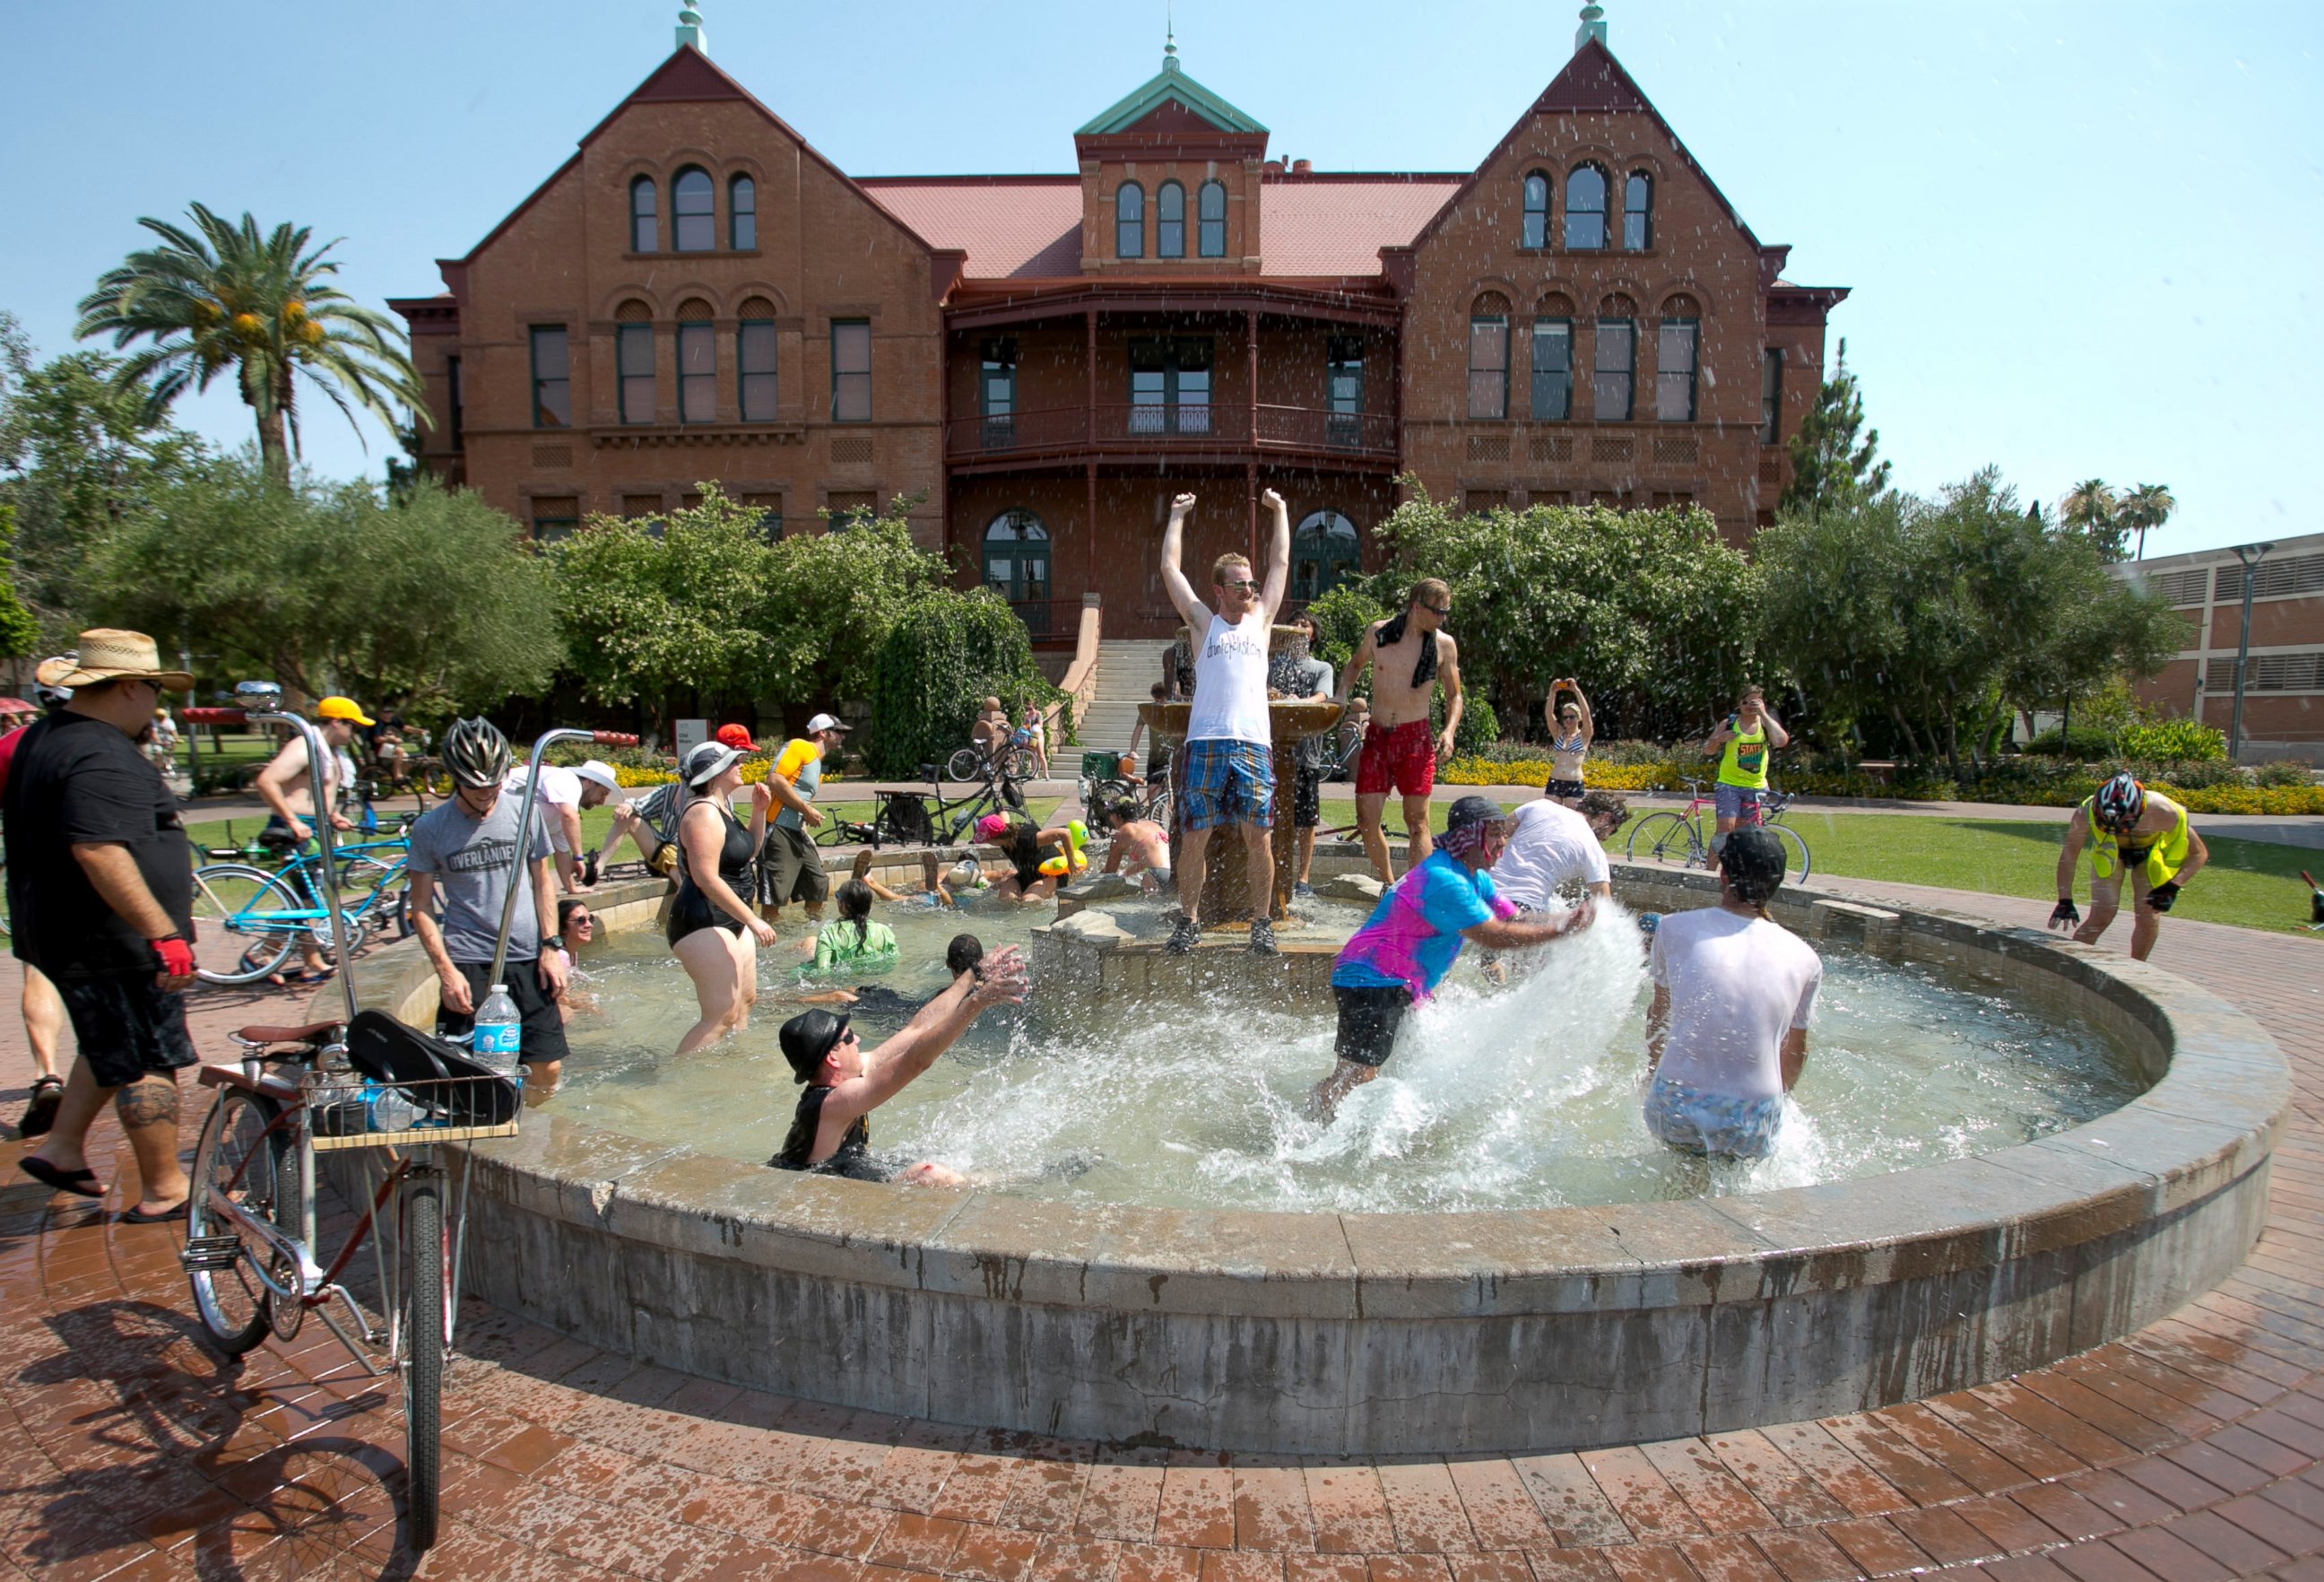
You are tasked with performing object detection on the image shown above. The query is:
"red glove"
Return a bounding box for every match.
[152,934,196,979]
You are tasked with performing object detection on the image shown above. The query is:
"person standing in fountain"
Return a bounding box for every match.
[1269,611,1335,899]
[1159,488,1291,955]
[771,944,1029,1184]
[1337,579,1464,883]
[1643,828,1821,1161]
[1315,795,1596,1117]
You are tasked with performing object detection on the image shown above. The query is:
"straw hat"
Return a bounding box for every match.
[36,630,193,691]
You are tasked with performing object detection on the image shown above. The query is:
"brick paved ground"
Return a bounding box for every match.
[2,883,2320,1579]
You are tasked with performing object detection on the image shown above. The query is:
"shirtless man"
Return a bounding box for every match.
[1098,795,1173,894]
[1160,488,1292,952]
[1336,579,1463,882]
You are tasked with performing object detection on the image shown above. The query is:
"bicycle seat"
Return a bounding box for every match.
[235,1020,343,1047]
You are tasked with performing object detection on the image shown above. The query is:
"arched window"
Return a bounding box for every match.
[629,176,657,253]
[1522,171,1551,249]
[736,295,777,422]
[1116,182,1145,259]
[676,299,715,423]
[1198,179,1227,256]
[1623,171,1652,251]
[1468,291,1511,420]
[1156,181,1186,257]
[1292,511,1360,601]
[983,509,1053,634]
[1565,163,1608,250]
[672,167,715,252]
[730,174,757,249]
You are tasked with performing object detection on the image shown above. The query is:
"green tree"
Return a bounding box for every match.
[78,452,556,710]
[1357,480,1760,742]
[0,314,200,638]
[2115,482,2176,562]
[75,203,426,482]
[0,508,45,660]
[763,494,951,722]
[1779,337,1890,517]
[866,587,1062,778]
[1305,584,1387,675]
[2060,477,2125,562]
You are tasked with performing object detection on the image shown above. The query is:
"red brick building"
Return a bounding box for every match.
[2119,533,2324,760]
[393,9,1847,639]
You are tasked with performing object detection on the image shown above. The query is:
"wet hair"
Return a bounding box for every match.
[1211,552,1252,585]
[556,899,591,934]
[1149,682,1167,700]
[946,934,985,978]
[1409,577,1452,612]
[1721,828,1788,913]
[835,878,874,945]
[1576,791,1630,831]
[1107,796,1141,829]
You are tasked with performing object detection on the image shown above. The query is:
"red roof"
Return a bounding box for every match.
[858,173,1462,282]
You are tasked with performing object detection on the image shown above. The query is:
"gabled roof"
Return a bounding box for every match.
[856,172,1462,282]
[1400,38,1765,259]
[441,46,940,277]
[1076,46,1267,136]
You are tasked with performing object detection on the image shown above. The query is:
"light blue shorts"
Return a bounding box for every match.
[1713,783,1767,822]
[1643,1074,1784,1160]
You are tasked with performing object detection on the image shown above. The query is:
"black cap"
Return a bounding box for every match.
[1721,828,1789,898]
[1444,795,1504,835]
[778,1009,851,1083]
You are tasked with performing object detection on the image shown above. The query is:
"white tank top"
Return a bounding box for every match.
[1184,611,1272,743]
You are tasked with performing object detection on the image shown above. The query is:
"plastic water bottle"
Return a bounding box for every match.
[363,1079,417,1134]
[473,983,523,1081]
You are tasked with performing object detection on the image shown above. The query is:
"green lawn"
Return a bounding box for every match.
[1312,793,2322,939]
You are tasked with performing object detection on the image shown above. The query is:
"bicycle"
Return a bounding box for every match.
[1076,750,1173,831]
[943,741,1036,786]
[1623,778,1811,884]
[187,830,415,987]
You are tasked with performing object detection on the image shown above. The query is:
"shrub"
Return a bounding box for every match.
[2255,759,2317,788]
[2023,726,2119,761]
[865,587,1063,778]
[2119,717,2227,762]
[1306,584,1388,678]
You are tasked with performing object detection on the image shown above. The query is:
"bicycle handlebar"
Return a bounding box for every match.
[591,732,638,747]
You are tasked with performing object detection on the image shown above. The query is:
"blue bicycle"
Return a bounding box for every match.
[188,830,415,987]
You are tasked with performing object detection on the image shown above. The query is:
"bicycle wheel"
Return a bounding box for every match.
[187,864,308,986]
[337,856,406,944]
[1006,746,1039,783]
[1145,786,1173,831]
[1626,811,1707,869]
[1765,821,1812,885]
[185,1090,281,1354]
[402,1179,446,1552]
[943,749,983,783]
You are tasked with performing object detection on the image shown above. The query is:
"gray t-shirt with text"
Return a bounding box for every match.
[405,793,553,964]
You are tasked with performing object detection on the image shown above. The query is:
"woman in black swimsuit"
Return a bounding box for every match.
[669,740,776,1056]
[973,812,1073,902]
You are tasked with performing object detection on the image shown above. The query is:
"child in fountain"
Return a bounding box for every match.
[770,943,1028,1184]
[1642,828,1821,1161]
[806,880,899,978]
[1316,795,1597,1117]
[1097,796,1171,893]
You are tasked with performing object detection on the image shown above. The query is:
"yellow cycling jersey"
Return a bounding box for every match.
[2083,792,2189,888]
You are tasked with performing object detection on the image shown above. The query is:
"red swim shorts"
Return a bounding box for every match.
[1357,717,1437,798]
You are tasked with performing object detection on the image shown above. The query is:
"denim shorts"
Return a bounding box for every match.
[1643,1074,1785,1160]
[1713,783,1767,822]
[1180,739,1275,832]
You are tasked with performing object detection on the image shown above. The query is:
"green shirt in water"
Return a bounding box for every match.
[809,917,898,976]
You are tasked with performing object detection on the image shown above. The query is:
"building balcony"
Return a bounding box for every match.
[944,403,1398,472]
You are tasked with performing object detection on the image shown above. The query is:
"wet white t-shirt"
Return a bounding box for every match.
[1184,610,1271,744]
[1648,906,1822,1102]
[1489,798,1609,909]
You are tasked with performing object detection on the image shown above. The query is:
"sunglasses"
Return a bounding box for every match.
[1421,604,1452,617]
[1218,578,1259,592]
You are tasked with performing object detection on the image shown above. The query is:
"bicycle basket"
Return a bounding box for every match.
[345,1009,520,1129]
[874,789,932,846]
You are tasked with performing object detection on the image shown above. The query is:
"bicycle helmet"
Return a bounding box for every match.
[442,717,513,789]
[2093,771,2146,835]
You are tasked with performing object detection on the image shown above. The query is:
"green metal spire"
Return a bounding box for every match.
[676,0,706,53]
[1078,38,1267,135]
[1575,2,1608,53]
[1164,2,1178,73]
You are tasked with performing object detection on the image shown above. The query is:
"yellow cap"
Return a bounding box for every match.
[317,696,375,727]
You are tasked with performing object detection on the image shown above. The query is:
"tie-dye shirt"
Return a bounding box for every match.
[1330,850,1517,999]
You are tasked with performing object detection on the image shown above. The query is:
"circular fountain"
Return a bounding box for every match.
[343,840,2291,1456]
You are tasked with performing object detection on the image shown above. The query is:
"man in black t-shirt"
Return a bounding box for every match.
[5,630,199,1221]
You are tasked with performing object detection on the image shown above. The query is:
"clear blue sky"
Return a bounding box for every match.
[4,1,2316,557]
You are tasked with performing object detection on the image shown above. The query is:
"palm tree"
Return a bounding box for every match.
[2060,478,2123,561]
[75,203,427,482]
[2116,482,2176,561]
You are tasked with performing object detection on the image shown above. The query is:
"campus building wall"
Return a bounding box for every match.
[2117,532,2324,759]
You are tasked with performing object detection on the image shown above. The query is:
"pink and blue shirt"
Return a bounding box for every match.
[1331,850,1518,999]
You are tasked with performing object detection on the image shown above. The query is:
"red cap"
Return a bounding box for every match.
[715,724,756,751]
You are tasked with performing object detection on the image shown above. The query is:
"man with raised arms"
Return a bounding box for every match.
[1158,488,1291,954]
[1336,578,1463,883]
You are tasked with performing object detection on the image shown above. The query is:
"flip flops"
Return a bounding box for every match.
[19,1075,63,1139]
[120,1200,187,1224]
[266,966,337,989]
[17,1157,103,1198]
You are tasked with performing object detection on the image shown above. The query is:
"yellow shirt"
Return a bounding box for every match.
[1716,722,1771,790]
[770,739,822,832]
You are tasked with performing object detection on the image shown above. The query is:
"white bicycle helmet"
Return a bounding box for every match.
[2093,771,2146,834]
[442,717,512,789]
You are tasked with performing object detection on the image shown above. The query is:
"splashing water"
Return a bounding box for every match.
[554,893,2141,1212]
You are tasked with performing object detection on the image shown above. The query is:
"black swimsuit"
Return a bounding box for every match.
[770,1085,888,1180]
[666,799,756,946]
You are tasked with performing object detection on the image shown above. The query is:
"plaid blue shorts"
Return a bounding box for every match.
[1643,1074,1785,1160]
[1179,738,1275,832]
